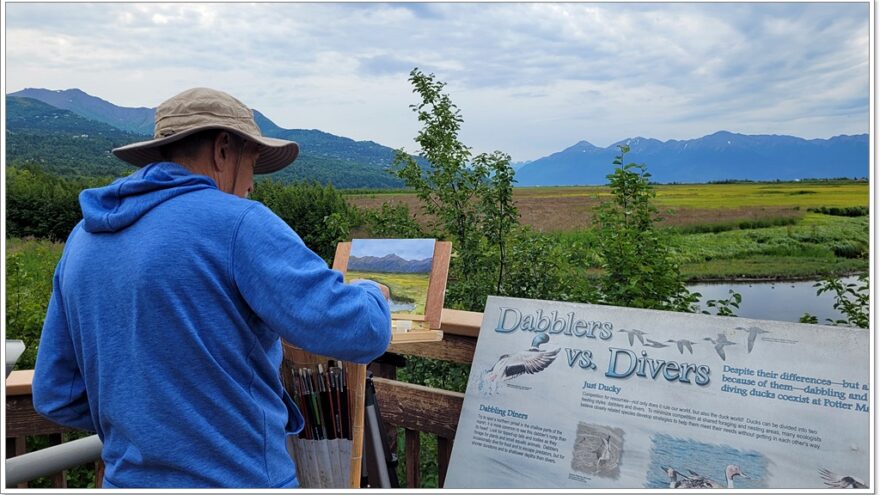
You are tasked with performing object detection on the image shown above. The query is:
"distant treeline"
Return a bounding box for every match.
[6,166,113,241]
[706,178,867,185]
[5,164,374,264]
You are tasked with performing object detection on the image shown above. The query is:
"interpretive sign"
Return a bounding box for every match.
[445,296,870,489]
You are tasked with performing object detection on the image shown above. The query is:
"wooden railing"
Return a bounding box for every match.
[5,370,105,488]
[370,308,480,487]
[4,308,483,488]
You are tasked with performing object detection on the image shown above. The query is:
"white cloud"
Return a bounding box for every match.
[4,2,869,161]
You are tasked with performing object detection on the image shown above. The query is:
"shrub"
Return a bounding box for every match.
[5,239,64,369]
[831,240,868,259]
[6,166,111,241]
[807,206,869,217]
[361,202,426,238]
[815,274,869,328]
[250,180,357,263]
[674,216,797,235]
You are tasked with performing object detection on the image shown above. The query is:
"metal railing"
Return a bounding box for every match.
[6,436,102,488]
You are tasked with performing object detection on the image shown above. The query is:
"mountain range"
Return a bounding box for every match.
[6,88,870,186]
[7,88,420,187]
[347,254,432,273]
[514,133,869,185]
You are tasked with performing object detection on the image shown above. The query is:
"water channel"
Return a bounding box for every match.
[688,276,862,325]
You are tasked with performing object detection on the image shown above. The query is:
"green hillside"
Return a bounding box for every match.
[7,92,413,188]
[6,96,137,178]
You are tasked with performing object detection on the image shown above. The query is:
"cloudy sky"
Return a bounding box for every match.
[4,3,870,162]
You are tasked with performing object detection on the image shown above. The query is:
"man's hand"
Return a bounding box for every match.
[351,279,391,301]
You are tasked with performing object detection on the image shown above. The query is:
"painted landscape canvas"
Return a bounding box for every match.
[345,239,436,318]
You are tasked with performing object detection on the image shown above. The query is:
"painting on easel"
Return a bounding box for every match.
[346,238,435,319]
[333,239,451,343]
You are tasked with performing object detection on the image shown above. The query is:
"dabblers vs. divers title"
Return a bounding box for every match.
[493,306,712,387]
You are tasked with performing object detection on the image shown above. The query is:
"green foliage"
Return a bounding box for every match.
[799,313,819,324]
[392,68,519,312]
[250,180,357,263]
[395,429,440,488]
[807,206,869,217]
[262,154,406,189]
[674,216,798,234]
[498,228,598,303]
[25,431,98,488]
[701,289,742,317]
[665,213,868,280]
[814,273,869,328]
[361,202,426,238]
[6,166,112,241]
[6,239,64,369]
[594,146,695,311]
[830,240,868,259]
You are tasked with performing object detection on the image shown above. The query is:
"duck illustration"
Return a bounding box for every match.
[734,326,770,353]
[818,468,867,488]
[478,334,560,395]
[704,333,736,361]
[618,328,647,346]
[684,464,749,488]
[662,466,702,489]
[643,338,669,348]
[666,339,697,354]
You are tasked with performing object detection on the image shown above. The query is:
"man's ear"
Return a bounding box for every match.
[212,131,232,171]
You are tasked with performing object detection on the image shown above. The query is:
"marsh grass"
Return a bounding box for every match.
[346,181,867,233]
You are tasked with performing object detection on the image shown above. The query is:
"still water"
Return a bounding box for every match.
[688,276,861,325]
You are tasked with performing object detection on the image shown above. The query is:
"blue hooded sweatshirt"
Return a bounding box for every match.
[32,162,392,488]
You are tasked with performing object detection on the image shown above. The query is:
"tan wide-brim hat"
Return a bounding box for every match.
[112,87,299,175]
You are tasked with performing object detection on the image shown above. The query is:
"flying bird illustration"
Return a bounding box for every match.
[478,334,560,395]
[818,468,867,489]
[704,334,736,361]
[735,326,770,353]
[643,338,669,348]
[618,328,647,346]
[666,339,697,354]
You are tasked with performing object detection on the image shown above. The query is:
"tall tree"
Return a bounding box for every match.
[393,68,518,310]
[594,145,696,311]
